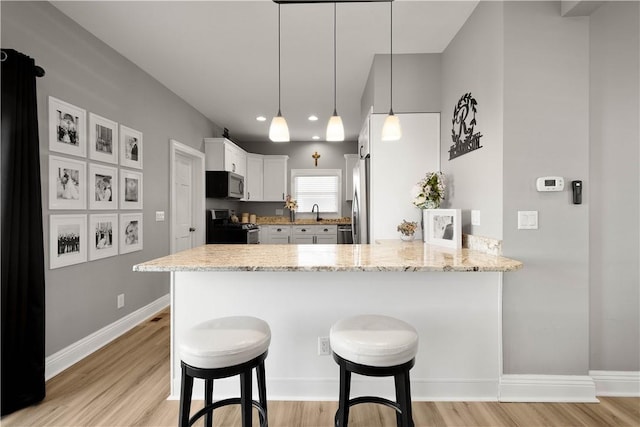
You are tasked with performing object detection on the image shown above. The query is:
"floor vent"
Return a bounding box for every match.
[150,317,162,322]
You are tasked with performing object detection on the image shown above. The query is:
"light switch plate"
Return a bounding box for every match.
[155,211,165,222]
[518,211,538,230]
[471,210,481,226]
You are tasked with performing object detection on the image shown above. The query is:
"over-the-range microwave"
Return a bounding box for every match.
[206,171,244,199]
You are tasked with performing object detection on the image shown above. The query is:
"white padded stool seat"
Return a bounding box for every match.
[179,316,271,370]
[330,314,418,367]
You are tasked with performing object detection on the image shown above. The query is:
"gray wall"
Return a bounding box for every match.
[589,1,640,371]
[2,1,219,356]
[361,53,441,117]
[439,0,639,375]
[502,1,590,375]
[440,1,504,239]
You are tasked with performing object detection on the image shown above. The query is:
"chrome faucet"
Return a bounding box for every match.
[311,204,320,222]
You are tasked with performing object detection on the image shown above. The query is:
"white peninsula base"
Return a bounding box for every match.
[169,270,503,401]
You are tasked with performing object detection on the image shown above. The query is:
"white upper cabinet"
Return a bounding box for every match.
[246,153,264,201]
[204,138,247,177]
[263,155,288,202]
[344,154,359,201]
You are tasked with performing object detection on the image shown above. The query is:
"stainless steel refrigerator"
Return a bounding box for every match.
[351,156,370,244]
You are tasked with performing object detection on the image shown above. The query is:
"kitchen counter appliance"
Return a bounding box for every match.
[207,209,259,244]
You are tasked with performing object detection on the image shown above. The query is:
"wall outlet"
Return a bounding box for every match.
[471,210,481,226]
[275,209,283,216]
[117,293,125,309]
[317,336,330,356]
[155,211,165,221]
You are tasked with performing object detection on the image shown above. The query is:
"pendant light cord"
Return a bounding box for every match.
[333,2,337,114]
[278,3,282,114]
[389,0,393,114]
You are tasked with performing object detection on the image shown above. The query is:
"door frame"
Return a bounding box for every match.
[170,139,205,254]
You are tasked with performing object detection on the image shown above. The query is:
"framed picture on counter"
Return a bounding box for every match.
[423,208,462,249]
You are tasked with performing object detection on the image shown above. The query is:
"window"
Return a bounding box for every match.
[291,169,342,215]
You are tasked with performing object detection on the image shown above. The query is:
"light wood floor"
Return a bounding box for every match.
[3,308,639,427]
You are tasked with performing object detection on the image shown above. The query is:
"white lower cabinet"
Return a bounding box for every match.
[262,224,338,244]
[265,225,291,244]
[292,225,337,244]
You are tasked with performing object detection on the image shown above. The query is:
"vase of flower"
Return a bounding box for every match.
[411,171,446,210]
[397,220,417,242]
[284,195,297,223]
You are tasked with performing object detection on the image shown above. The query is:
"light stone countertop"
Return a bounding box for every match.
[133,240,522,273]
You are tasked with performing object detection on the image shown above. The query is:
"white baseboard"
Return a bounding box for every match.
[590,370,640,397]
[45,294,170,380]
[499,374,598,402]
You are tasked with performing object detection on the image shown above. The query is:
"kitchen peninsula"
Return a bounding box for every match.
[134,242,522,401]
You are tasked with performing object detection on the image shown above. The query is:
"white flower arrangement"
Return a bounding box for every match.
[284,195,297,211]
[411,171,446,209]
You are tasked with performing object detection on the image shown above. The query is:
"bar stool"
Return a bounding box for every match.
[329,314,419,427]
[178,316,271,427]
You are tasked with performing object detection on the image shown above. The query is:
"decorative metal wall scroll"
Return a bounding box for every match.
[449,92,483,160]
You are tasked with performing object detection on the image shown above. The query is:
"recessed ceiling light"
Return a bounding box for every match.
[256,116,267,122]
[312,135,320,140]
[308,115,318,121]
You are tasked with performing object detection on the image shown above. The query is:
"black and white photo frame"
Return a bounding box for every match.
[50,214,87,269]
[423,208,462,249]
[49,96,86,158]
[49,155,87,210]
[89,163,118,210]
[119,169,143,209]
[89,213,118,261]
[119,125,143,169]
[89,113,118,164]
[119,213,143,254]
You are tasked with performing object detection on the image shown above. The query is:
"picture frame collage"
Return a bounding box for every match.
[48,96,144,269]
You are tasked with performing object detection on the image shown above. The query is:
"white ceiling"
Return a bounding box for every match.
[52,0,478,142]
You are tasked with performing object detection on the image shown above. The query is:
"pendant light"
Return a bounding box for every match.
[381,0,401,141]
[269,3,290,142]
[326,2,345,142]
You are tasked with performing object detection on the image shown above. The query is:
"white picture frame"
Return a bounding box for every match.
[89,213,119,261]
[88,163,118,210]
[423,208,462,249]
[50,214,87,269]
[89,113,118,164]
[119,213,143,254]
[119,125,143,169]
[49,155,87,210]
[49,96,86,157]
[119,169,143,209]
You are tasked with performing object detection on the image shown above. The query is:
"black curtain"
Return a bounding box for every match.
[1,49,46,416]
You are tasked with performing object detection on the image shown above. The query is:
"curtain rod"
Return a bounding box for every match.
[0,49,46,77]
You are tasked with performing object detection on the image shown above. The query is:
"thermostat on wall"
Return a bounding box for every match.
[536,176,564,192]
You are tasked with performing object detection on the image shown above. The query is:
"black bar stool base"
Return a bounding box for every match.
[333,352,415,427]
[179,351,268,427]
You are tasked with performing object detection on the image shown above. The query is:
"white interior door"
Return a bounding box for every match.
[175,153,194,252]
[170,139,205,254]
